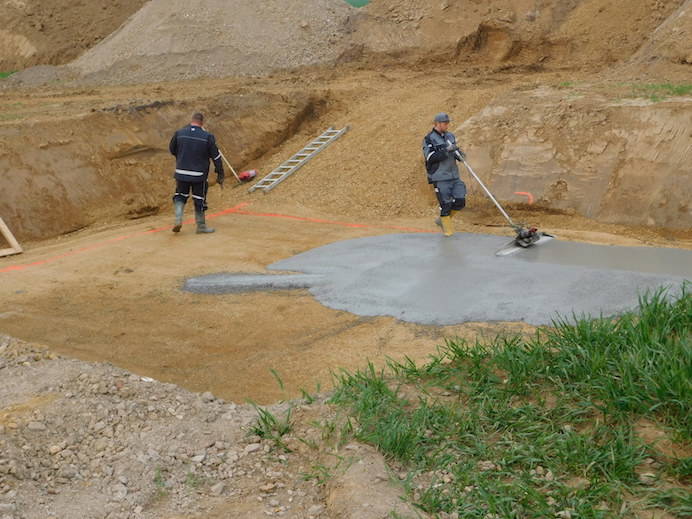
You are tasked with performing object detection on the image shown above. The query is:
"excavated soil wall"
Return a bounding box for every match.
[457,89,692,230]
[0,92,324,241]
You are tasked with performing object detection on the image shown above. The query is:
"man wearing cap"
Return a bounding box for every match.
[422,112,467,236]
[169,112,225,234]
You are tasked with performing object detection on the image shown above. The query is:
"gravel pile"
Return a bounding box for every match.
[68,0,356,84]
[0,336,332,519]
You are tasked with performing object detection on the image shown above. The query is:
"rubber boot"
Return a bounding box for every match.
[440,215,454,237]
[195,211,215,234]
[172,201,185,233]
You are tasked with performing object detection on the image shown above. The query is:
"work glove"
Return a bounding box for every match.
[456,149,467,160]
[445,141,459,153]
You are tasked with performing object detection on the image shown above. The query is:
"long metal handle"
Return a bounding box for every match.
[461,158,517,229]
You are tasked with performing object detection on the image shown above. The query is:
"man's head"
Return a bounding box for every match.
[433,112,450,133]
[191,112,204,127]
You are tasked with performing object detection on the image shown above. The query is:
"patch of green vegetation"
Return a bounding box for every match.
[330,286,691,518]
[0,71,16,80]
[249,403,293,452]
[631,83,692,102]
[153,466,169,497]
[301,463,333,485]
[344,0,370,6]
[184,471,205,489]
[558,81,575,88]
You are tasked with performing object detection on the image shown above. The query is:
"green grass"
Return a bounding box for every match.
[329,286,691,518]
[0,71,16,79]
[630,83,692,102]
[249,403,293,451]
[344,0,370,6]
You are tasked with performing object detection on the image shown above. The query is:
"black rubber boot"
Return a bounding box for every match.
[195,211,215,234]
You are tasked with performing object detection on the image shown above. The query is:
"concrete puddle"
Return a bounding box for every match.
[184,233,691,326]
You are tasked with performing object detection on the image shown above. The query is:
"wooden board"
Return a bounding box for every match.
[0,217,22,258]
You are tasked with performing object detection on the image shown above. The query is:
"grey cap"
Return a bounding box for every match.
[434,112,451,123]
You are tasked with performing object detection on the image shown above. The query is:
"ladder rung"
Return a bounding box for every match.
[248,126,349,194]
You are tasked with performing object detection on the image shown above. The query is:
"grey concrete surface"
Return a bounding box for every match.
[184,233,691,326]
[184,273,325,293]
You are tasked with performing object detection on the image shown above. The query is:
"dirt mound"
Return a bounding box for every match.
[0,0,147,71]
[68,0,355,84]
[352,0,686,69]
[628,0,692,72]
[5,0,687,88]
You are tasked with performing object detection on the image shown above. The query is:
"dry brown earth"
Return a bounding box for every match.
[0,1,691,517]
[0,0,147,71]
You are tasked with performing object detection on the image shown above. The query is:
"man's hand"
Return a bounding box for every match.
[217,173,225,189]
[445,141,459,153]
[456,149,467,160]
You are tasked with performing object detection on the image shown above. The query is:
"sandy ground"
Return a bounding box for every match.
[1,186,689,405]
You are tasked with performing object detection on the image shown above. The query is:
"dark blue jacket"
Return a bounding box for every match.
[169,125,224,183]
[422,129,461,184]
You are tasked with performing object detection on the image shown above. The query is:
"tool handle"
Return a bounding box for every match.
[218,150,242,183]
[461,159,517,229]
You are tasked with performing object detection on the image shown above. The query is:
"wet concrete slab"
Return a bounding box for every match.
[184,233,691,326]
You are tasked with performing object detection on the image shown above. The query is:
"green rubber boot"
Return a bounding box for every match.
[195,211,215,234]
[172,201,185,233]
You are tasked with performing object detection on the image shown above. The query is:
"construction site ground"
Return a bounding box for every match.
[2,64,690,406]
[1,0,691,517]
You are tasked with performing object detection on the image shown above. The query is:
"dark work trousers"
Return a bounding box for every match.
[433,178,467,216]
[173,180,208,213]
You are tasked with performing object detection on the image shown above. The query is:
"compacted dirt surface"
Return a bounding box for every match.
[1,0,691,517]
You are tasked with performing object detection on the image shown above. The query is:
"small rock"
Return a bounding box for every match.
[565,477,589,490]
[0,504,17,514]
[477,460,496,471]
[245,443,261,454]
[210,482,225,495]
[638,472,656,485]
[111,483,128,501]
[201,392,215,402]
[308,504,324,515]
[27,421,46,431]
